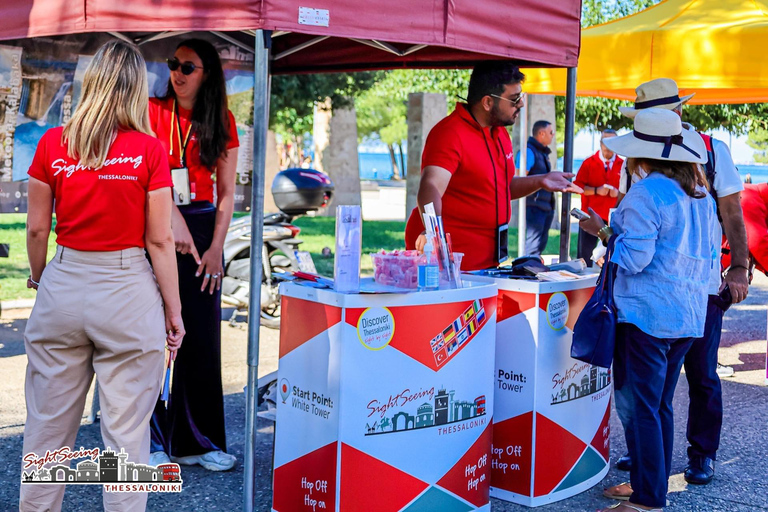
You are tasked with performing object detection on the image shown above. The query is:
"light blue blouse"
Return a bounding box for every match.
[610,173,719,339]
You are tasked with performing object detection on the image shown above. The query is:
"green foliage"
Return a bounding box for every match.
[269,72,382,142]
[561,0,768,139]
[0,215,576,298]
[356,92,406,146]
[355,69,470,147]
[747,128,768,163]
[292,217,575,277]
[581,0,661,27]
[229,89,255,127]
[0,214,57,301]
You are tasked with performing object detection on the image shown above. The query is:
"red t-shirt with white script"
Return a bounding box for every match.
[27,127,172,251]
[148,97,239,204]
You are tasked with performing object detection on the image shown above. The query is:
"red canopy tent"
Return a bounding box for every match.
[1,2,582,509]
[3,0,580,70]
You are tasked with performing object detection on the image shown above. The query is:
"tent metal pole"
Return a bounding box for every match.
[244,28,270,512]
[517,105,527,257]
[559,67,577,262]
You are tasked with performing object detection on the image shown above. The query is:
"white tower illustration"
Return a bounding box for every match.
[118,448,129,481]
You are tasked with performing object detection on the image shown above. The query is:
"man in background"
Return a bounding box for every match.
[517,120,556,256]
[574,130,621,264]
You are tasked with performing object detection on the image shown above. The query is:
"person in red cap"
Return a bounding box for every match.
[404,62,581,270]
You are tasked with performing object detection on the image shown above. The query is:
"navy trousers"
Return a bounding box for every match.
[525,206,554,256]
[684,296,725,460]
[614,323,694,508]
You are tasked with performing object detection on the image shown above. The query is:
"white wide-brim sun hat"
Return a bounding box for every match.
[619,78,695,118]
[602,108,707,164]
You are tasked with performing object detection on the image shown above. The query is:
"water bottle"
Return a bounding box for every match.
[418,239,439,291]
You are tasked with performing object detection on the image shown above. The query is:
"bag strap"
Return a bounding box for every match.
[596,235,617,292]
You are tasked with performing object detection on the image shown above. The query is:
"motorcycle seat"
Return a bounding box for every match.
[264,212,293,225]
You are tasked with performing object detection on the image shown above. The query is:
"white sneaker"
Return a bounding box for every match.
[716,363,735,377]
[149,451,171,466]
[172,451,237,471]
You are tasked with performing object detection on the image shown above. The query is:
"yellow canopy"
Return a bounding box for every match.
[523,0,768,104]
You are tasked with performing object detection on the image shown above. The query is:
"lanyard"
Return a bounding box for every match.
[465,106,510,228]
[169,99,193,167]
[481,129,511,229]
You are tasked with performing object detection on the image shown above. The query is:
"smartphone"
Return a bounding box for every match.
[570,208,591,221]
[496,223,509,264]
[712,284,732,312]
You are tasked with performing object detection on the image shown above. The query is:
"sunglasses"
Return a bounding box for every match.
[491,92,526,106]
[166,58,204,76]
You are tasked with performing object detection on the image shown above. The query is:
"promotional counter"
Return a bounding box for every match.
[466,274,610,507]
[272,280,498,512]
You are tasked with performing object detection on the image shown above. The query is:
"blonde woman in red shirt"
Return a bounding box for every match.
[21,41,184,512]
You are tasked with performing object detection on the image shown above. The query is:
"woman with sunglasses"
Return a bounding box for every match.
[148,38,239,472]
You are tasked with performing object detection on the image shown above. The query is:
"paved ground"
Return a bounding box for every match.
[1,274,767,511]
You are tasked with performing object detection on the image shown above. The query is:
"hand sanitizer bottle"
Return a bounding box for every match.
[418,239,439,291]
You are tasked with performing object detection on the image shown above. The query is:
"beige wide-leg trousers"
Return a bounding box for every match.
[20,246,166,512]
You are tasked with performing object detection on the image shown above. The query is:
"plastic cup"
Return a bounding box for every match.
[452,252,464,288]
[453,253,464,270]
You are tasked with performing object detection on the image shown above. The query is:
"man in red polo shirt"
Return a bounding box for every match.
[404,62,582,271]
[574,129,622,264]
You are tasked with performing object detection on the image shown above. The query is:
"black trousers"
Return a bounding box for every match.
[577,227,600,265]
[151,201,227,457]
[684,296,725,460]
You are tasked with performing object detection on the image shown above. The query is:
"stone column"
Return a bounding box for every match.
[405,93,447,220]
[314,98,362,216]
[263,130,280,213]
[524,94,559,229]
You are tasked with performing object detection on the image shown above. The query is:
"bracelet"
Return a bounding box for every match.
[597,225,614,241]
[728,265,749,273]
[28,276,40,286]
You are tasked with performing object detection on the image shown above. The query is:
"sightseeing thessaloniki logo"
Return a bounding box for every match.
[21,446,182,493]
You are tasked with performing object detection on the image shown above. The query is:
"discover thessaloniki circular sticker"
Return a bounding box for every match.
[546,292,569,331]
[357,307,395,350]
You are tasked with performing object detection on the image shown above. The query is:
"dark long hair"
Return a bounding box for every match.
[160,39,231,169]
[627,158,709,198]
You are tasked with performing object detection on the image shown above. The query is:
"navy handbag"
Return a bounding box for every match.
[571,236,618,368]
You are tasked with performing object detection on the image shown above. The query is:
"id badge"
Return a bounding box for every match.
[496,223,510,264]
[171,167,191,206]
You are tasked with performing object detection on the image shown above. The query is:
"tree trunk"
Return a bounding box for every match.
[289,136,300,168]
[388,144,402,180]
[397,142,406,178]
[295,135,304,165]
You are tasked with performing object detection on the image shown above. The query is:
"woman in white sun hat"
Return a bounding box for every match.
[580,108,720,512]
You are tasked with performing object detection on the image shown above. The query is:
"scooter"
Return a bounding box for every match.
[221,168,334,329]
[221,214,303,328]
